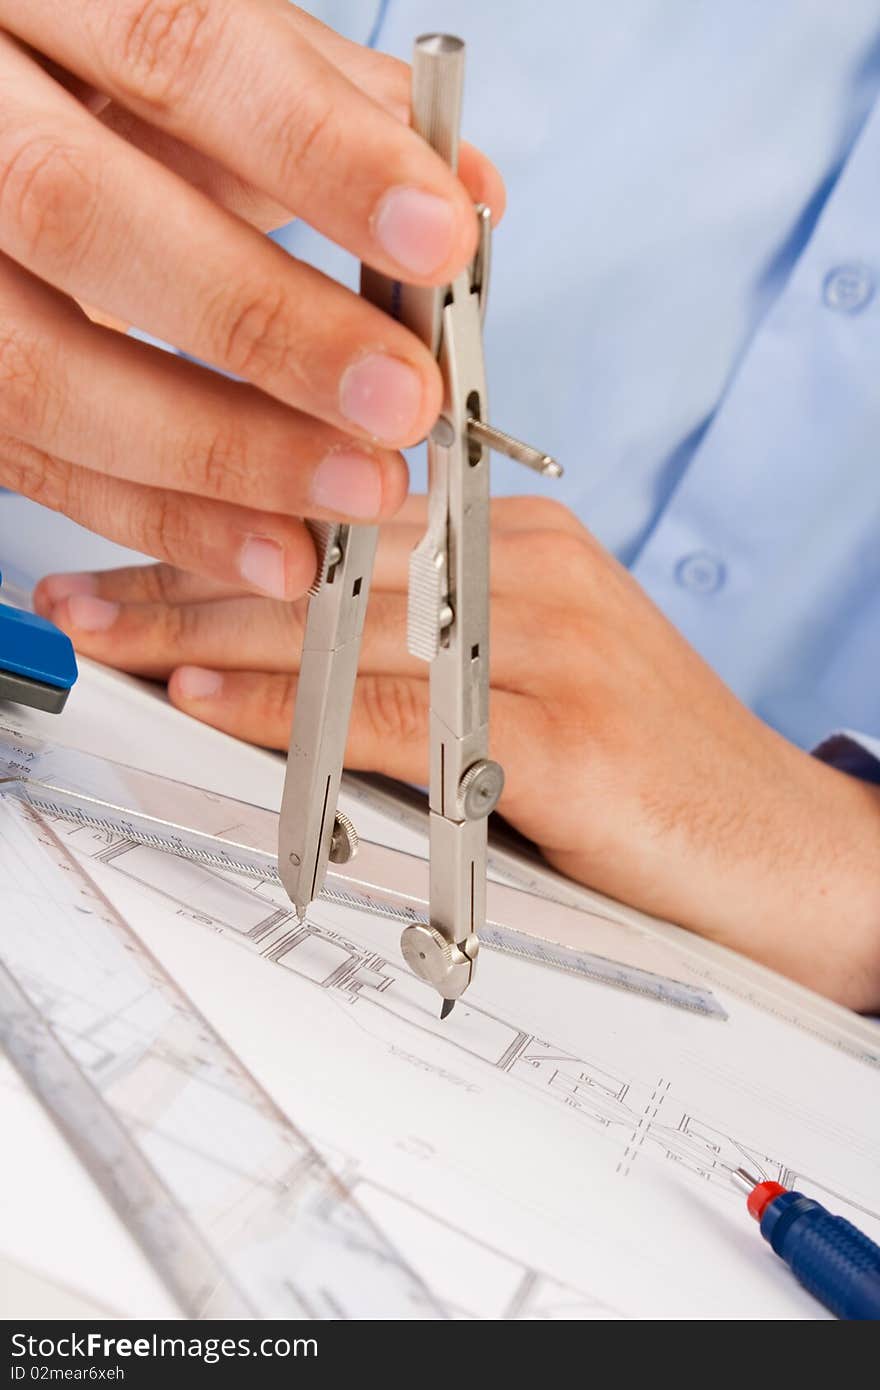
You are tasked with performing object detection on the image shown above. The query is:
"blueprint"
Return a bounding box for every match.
[2,790,875,1321]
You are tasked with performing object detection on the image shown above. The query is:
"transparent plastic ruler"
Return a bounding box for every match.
[0,722,726,1019]
[0,791,442,1319]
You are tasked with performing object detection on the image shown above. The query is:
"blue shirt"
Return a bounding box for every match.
[4,0,880,772]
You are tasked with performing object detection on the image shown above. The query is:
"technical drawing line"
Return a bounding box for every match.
[0,794,447,1320]
[68,828,880,1224]
[84,833,877,1228]
[0,956,250,1319]
[11,791,877,1321]
[342,1175,625,1321]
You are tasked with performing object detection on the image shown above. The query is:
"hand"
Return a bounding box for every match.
[36,497,880,1011]
[0,2,503,595]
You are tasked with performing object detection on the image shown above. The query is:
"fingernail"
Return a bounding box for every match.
[175,666,223,700]
[66,595,118,632]
[39,572,98,604]
[240,536,286,599]
[339,354,423,442]
[373,186,456,275]
[311,449,383,518]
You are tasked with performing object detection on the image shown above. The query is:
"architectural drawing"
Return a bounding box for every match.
[0,796,621,1320]
[55,823,880,1226]
[5,796,879,1320]
[0,797,450,1319]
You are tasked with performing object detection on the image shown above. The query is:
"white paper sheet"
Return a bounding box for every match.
[42,809,880,1320]
[2,667,878,1320]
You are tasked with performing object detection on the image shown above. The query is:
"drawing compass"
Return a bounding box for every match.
[279,34,560,1015]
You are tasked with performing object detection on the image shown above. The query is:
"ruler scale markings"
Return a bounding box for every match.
[0,956,247,1319]
[0,792,443,1320]
[0,724,722,1019]
[22,788,720,1017]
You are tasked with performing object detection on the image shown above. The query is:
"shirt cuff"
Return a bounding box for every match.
[812,731,880,785]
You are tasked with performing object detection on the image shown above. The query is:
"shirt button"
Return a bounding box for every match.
[675,552,726,594]
[822,263,874,314]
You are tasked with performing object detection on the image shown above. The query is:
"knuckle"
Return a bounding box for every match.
[212,283,291,382]
[534,497,581,532]
[495,525,592,595]
[148,563,183,604]
[135,489,189,561]
[160,594,199,649]
[0,329,50,438]
[177,421,251,501]
[104,0,213,110]
[0,133,98,267]
[529,526,591,581]
[0,435,72,514]
[358,674,424,745]
[499,496,580,533]
[272,84,341,192]
[495,525,559,565]
[546,526,591,568]
[372,55,410,121]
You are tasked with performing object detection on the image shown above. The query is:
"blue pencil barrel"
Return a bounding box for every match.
[760,1191,880,1320]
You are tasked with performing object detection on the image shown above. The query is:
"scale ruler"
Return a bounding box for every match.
[0,954,244,1318]
[0,792,442,1319]
[477,925,723,1016]
[17,789,724,1020]
[30,787,724,1018]
[0,723,725,1019]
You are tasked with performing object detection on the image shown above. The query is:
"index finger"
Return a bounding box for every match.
[6,0,494,283]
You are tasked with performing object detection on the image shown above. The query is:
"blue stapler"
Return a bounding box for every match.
[0,572,78,713]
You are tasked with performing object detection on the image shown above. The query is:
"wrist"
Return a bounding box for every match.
[681,743,880,1011]
[549,731,880,1012]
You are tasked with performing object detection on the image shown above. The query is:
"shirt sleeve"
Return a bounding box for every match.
[813,731,880,785]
